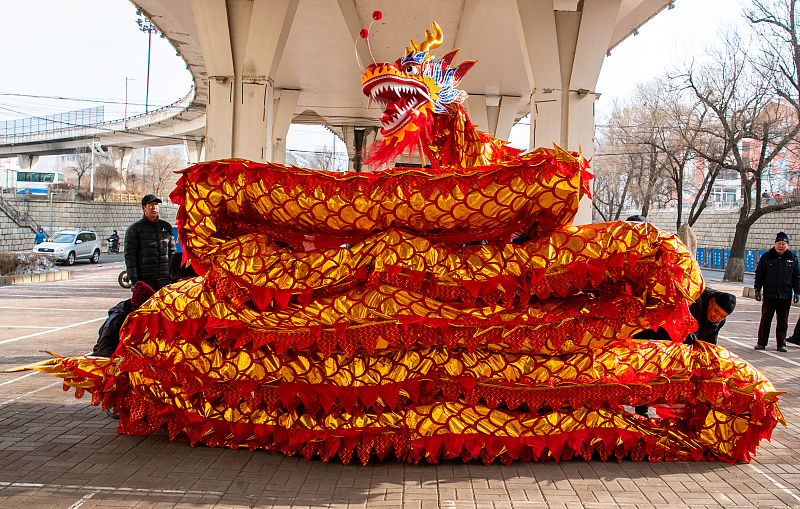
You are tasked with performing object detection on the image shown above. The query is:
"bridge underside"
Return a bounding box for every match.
[1,0,674,224]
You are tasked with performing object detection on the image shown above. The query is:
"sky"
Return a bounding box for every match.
[0,0,750,159]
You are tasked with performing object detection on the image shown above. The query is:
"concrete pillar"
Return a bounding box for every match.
[272,89,300,164]
[464,95,521,142]
[337,126,378,172]
[512,0,621,225]
[109,146,133,178]
[183,136,204,165]
[495,96,523,142]
[464,94,489,133]
[340,126,355,172]
[18,155,38,170]
[191,0,298,162]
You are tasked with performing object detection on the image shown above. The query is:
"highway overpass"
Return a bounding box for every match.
[0,0,676,223]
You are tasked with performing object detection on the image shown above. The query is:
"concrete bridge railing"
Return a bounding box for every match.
[0,86,196,145]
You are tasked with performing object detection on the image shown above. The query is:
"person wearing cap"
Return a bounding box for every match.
[754,231,800,352]
[124,194,176,293]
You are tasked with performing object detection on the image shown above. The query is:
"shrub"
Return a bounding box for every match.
[0,252,57,276]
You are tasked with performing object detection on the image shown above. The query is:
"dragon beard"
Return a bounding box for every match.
[364,105,435,169]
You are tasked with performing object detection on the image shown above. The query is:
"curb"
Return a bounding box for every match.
[0,270,74,286]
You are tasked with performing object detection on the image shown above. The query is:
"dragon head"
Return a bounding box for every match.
[361,22,476,166]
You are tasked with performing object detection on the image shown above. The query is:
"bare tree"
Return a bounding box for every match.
[123,167,142,195]
[597,90,673,218]
[144,149,184,197]
[68,147,93,190]
[675,18,800,281]
[312,146,348,172]
[592,120,633,221]
[94,162,120,199]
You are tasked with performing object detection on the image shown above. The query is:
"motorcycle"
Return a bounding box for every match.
[107,237,120,254]
[118,270,131,289]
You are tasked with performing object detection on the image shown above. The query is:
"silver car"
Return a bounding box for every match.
[33,229,102,266]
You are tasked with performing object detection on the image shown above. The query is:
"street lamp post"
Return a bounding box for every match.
[136,17,159,114]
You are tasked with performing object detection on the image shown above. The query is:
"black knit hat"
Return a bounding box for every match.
[776,231,789,243]
[713,292,737,315]
[625,215,648,222]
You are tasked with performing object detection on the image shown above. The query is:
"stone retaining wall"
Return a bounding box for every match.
[0,195,178,253]
[618,208,800,251]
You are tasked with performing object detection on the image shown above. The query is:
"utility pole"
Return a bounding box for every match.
[89,137,96,194]
[124,77,134,128]
[136,17,158,113]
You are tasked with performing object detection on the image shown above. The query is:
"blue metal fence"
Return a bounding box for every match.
[688,247,770,273]
[745,250,755,272]
[713,249,723,268]
[172,226,183,253]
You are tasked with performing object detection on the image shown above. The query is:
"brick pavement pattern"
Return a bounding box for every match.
[1,269,799,508]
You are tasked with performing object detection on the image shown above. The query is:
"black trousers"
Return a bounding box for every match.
[758,297,792,348]
[790,313,800,341]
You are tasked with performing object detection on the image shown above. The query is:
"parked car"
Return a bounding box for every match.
[32,229,102,265]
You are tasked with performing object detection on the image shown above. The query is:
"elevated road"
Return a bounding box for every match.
[0,0,676,223]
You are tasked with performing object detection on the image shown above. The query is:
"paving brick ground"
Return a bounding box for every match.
[1,266,799,508]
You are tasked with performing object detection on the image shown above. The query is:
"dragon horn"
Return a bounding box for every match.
[409,21,443,53]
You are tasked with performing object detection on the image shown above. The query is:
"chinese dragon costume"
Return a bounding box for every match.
[11,17,783,465]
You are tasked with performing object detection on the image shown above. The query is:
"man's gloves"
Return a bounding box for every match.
[794,293,800,304]
[755,289,762,302]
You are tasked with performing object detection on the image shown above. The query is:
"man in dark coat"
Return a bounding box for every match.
[754,231,800,352]
[633,288,736,345]
[124,194,177,292]
[686,289,736,345]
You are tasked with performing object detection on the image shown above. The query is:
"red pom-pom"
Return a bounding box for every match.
[373,10,382,20]
[360,28,369,39]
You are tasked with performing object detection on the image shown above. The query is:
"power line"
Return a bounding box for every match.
[0,92,166,108]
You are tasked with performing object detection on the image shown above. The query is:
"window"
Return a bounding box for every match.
[53,233,76,243]
[17,172,55,183]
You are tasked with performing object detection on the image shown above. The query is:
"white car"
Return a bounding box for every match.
[33,229,102,265]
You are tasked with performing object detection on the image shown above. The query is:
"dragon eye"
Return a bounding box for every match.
[404,64,420,76]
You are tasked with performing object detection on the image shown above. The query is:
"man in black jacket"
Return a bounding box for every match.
[633,288,736,345]
[754,232,800,352]
[632,287,735,417]
[125,194,177,292]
